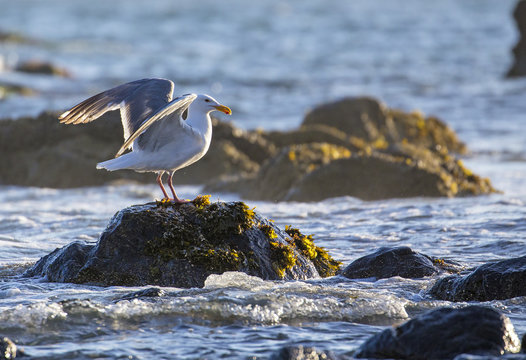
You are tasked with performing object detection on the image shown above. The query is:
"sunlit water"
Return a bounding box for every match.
[1,0,526,358]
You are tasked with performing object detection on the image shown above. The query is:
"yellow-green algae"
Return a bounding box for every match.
[284,225,342,277]
[259,223,278,239]
[269,241,297,279]
[145,197,341,280]
[145,199,258,277]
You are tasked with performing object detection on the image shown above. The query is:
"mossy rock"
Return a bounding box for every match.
[24,198,341,287]
[303,97,466,154]
[0,112,268,188]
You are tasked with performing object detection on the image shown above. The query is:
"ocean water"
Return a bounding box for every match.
[1,0,526,358]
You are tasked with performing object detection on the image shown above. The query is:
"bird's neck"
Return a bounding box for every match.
[186,110,212,139]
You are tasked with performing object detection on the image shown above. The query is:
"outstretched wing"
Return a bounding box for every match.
[115,93,197,157]
[58,78,175,140]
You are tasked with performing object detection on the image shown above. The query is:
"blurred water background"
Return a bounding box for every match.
[1,0,526,358]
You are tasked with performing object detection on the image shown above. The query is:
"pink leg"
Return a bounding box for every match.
[156,171,170,200]
[168,171,190,204]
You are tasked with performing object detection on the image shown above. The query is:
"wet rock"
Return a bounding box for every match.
[270,345,339,360]
[507,0,526,78]
[211,118,276,165]
[302,97,467,154]
[1,96,495,201]
[207,143,353,201]
[429,255,526,302]
[210,97,494,201]
[118,287,166,301]
[355,306,521,359]
[15,60,71,77]
[340,246,460,280]
[24,199,341,287]
[0,337,18,360]
[209,140,493,202]
[0,112,264,188]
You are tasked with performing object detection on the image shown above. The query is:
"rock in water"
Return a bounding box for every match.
[507,0,526,77]
[24,198,341,287]
[429,255,526,301]
[340,246,461,280]
[354,306,521,359]
[208,97,495,201]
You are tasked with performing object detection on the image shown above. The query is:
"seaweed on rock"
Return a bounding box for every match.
[25,199,341,287]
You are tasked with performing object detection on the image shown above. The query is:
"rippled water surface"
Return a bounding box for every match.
[1,0,526,358]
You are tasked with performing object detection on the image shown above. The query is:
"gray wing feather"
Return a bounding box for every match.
[115,94,197,157]
[59,78,174,140]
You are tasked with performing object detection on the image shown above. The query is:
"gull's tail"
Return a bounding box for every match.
[96,153,137,172]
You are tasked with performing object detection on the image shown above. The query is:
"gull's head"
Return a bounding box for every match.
[192,94,232,115]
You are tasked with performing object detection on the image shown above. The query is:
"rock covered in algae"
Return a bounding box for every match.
[1,96,496,201]
[0,112,262,188]
[208,97,496,201]
[24,197,341,287]
[355,306,521,359]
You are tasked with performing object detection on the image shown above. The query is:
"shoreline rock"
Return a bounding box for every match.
[429,255,526,302]
[507,0,526,78]
[354,306,521,359]
[0,96,496,201]
[208,97,495,201]
[24,198,341,287]
[340,246,462,280]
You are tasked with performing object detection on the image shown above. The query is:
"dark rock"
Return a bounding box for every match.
[15,60,71,77]
[340,246,460,280]
[429,256,526,302]
[24,199,341,287]
[507,0,526,78]
[270,345,339,360]
[118,287,166,301]
[1,97,495,201]
[355,306,521,359]
[0,112,264,188]
[0,337,18,360]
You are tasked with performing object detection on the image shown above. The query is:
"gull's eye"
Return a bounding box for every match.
[204,99,211,103]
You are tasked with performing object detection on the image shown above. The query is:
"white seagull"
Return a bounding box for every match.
[59,78,231,203]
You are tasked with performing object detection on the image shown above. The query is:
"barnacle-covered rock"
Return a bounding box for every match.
[24,197,341,287]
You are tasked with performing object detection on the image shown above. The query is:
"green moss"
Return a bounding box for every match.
[269,241,297,279]
[285,225,342,277]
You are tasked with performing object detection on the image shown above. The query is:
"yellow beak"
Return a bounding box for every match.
[213,104,232,115]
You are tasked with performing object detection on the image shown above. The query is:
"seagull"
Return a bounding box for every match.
[59,78,231,203]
